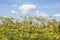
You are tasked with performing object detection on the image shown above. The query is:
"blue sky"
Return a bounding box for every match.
[0,0,60,18]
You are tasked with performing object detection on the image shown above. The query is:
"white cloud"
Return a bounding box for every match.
[19,4,36,14]
[12,4,17,7]
[54,14,60,17]
[10,10,18,15]
[3,16,7,17]
[35,11,48,17]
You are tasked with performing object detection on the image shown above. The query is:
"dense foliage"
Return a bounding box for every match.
[0,16,60,40]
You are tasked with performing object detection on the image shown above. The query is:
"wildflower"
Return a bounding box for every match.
[50,25,53,28]
[56,36,59,39]
[2,38,8,40]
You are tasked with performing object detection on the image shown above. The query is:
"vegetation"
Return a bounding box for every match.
[0,16,60,40]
